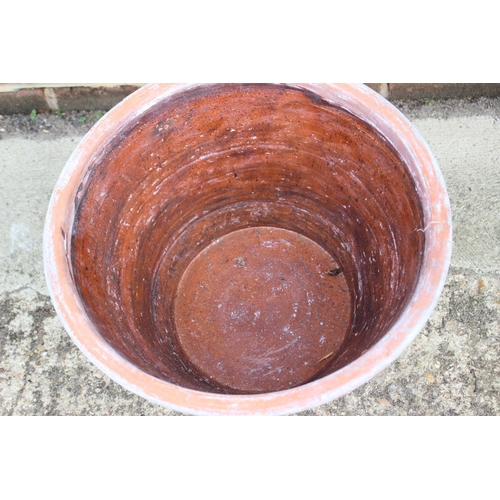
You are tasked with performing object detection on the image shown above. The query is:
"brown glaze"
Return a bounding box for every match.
[174,227,351,393]
[69,84,424,395]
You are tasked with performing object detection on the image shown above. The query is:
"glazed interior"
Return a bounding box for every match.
[71,84,425,394]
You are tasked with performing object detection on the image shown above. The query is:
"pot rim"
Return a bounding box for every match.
[43,83,452,415]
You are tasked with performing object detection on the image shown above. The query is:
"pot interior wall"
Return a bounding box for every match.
[71,84,425,394]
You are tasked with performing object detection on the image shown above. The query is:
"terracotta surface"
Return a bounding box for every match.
[44,83,452,415]
[174,227,351,393]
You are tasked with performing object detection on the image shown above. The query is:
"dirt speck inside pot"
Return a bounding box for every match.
[71,84,424,395]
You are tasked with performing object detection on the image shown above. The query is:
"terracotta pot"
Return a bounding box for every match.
[44,84,451,415]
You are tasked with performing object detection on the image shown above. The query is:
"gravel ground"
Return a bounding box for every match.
[0,109,105,140]
[1,97,499,416]
[393,96,500,120]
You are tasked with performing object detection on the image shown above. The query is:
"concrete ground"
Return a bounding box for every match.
[1,98,499,416]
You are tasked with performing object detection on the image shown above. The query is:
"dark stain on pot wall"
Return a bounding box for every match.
[71,83,424,394]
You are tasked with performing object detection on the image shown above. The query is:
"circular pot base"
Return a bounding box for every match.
[173,226,352,394]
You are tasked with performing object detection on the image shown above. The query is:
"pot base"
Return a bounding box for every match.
[174,226,352,393]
